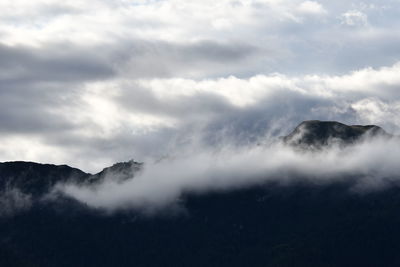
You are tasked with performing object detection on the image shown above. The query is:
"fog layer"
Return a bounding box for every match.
[57,135,400,212]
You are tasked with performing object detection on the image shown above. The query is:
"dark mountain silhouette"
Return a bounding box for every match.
[283,120,390,148]
[0,162,88,197]
[87,160,143,184]
[1,121,400,267]
[0,160,142,196]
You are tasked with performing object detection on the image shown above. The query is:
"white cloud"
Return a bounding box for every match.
[351,98,400,128]
[298,1,327,15]
[341,10,368,26]
[57,136,400,212]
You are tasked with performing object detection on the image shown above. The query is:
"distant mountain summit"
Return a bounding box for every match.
[87,160,142,184]
[283,120,390,148]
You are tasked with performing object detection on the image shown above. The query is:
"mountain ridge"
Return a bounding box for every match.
[0,160,141,198]
[283,120,391,148]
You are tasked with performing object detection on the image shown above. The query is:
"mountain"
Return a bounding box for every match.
[283,120,391,148]
[0,160,142,195]
[0,162,88,197]
[1,121,400,267]
[87,160,143,184]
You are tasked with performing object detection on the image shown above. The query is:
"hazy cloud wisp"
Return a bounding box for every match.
[57,135,400,212]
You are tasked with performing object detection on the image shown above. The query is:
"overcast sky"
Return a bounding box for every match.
[1,0,400,172]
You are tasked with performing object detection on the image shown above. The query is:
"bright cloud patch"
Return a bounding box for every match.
[341,10,368,26]
[298,1,327,15]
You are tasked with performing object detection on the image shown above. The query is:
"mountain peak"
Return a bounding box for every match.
[283,120,389,148]
[88,159,143,184]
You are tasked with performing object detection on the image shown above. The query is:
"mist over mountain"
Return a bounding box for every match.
[283,120,392,148]
[1,121,400,266]
[0,159,142,216]
[1,120,396,205]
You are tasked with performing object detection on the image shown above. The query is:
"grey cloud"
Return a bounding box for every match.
[0,38,259,143]
[114,81,360,151]
[0,106,75,135]
[115,39,261,78]
[0,43,115,84]
[199,93,358,146]
[0,84,84,135]
[0,39,260,86]
[116,84,234,119]
[36,4,82,17]
[180,41,258,63]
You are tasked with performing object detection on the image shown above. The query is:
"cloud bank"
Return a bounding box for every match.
[2,62,400,172]
[56,134,400,212]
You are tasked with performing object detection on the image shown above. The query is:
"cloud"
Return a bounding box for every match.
[341,10,368,27]
[0,43,115,83]
[0,187,32,217]
[1,62,400,173]
[298,1,327,16]
[116,39,261,79]
[56,135,400,212]
[0,0,398,75]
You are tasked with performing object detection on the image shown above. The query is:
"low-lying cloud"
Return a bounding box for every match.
[0,187,32,217]
[56,135,400,213]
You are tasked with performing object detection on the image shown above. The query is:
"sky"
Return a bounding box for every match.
[1,0,400,173]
